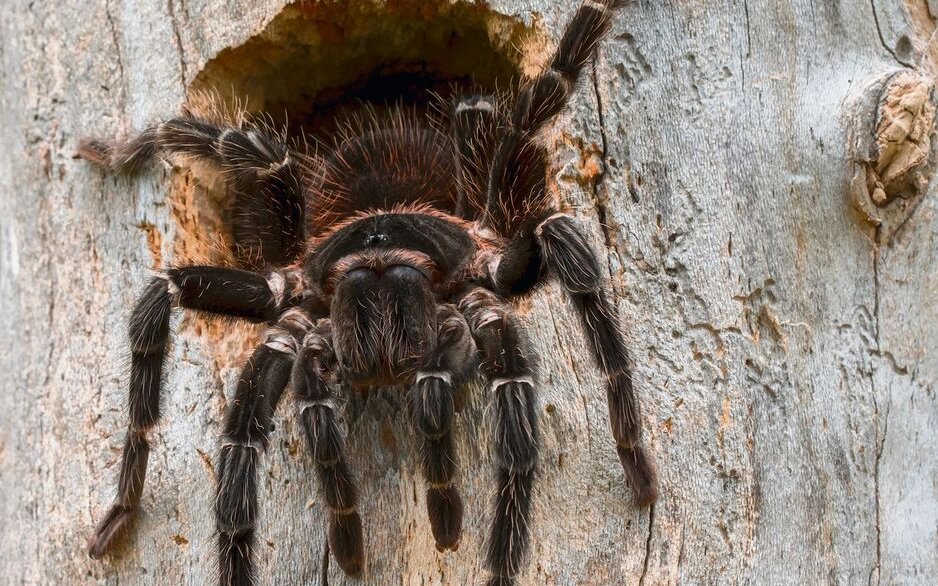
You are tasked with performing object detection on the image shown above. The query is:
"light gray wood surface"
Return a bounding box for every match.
[1,1,936,584]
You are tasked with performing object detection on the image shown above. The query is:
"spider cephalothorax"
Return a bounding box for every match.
[80,2,656,585]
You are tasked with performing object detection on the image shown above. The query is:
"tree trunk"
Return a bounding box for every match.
[1,1,936,585]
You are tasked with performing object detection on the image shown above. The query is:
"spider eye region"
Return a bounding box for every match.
[307,213,476,290]
[364,232,389,247]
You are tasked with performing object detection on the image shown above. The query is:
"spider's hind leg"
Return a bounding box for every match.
[536,214,657,505]
[495,213,658,506]
[79,115,307,270]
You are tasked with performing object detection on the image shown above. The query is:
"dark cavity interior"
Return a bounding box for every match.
[189,1,541,139]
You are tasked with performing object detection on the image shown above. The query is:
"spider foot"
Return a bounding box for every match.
[87,503,137,559]
[427,486,463,552]
[617,444,658,507]
[329,512,364,577]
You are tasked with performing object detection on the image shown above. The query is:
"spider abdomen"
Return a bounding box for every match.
[311,120,460,228]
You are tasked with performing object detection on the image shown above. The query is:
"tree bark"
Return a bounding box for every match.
[1,1,936,585]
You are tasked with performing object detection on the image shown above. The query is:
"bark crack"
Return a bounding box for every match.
[103,0,126,100]
[167,0,189,89]
[870,389,890,586]
[42,279,56,386]
[320,536,330,585]
[870,0,915,67]
[868,225,886,586]
[638,503,655,585]
[589,58,618,260]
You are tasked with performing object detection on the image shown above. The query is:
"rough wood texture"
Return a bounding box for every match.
[1,1,936,584]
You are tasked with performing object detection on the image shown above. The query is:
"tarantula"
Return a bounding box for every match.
[80,1,657,584]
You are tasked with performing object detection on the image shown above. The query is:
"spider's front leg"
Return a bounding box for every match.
[409,305,476,551]
[88,265,299,559]
[497,213,658,506]
[458,287,539,586]
[292,319,364,577]
[215,308,314,586]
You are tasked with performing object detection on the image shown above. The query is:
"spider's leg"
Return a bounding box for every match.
[87,266,301,559]
[79,116,306,269]
[539,215,658,504]
[496,213,658,506]
[292,319,364,577]
[450,94,500,219]
[483,0,623,231]
[458,287,539,586]
[409,304,476,551]
[215,308,313,586]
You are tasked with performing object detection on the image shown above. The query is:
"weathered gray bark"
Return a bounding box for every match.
[1,1,936,585]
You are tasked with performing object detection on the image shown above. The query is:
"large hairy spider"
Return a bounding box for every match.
[80,1,656,584]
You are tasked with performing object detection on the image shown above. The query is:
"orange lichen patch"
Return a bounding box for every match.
[137,221,163,269]
[577,145,605,184]
[865,71,936,206]
[720,397,732,431]
[183,315,264,372]
[557,132,605,187]
[167,168,233,267]
[196,448,217,484]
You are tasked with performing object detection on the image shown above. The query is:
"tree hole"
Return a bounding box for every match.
[165,1,543,365]
[191,2,541,136]
[172,0,542,266]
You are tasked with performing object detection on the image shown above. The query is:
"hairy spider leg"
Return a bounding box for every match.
[216,307,315,586]
[79,116,307,269]
[482,0,626,234]
[450,94,501,220]
[409,304,477,551]
[537,214,657,504]
[494,213,659,505]
[293,319,365,577]
[458,288,540,586]
[88,266,298,559]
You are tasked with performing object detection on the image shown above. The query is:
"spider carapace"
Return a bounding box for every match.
[80,2,657,584]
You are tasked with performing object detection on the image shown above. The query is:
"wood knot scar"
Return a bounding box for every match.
[866,71,936,207]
